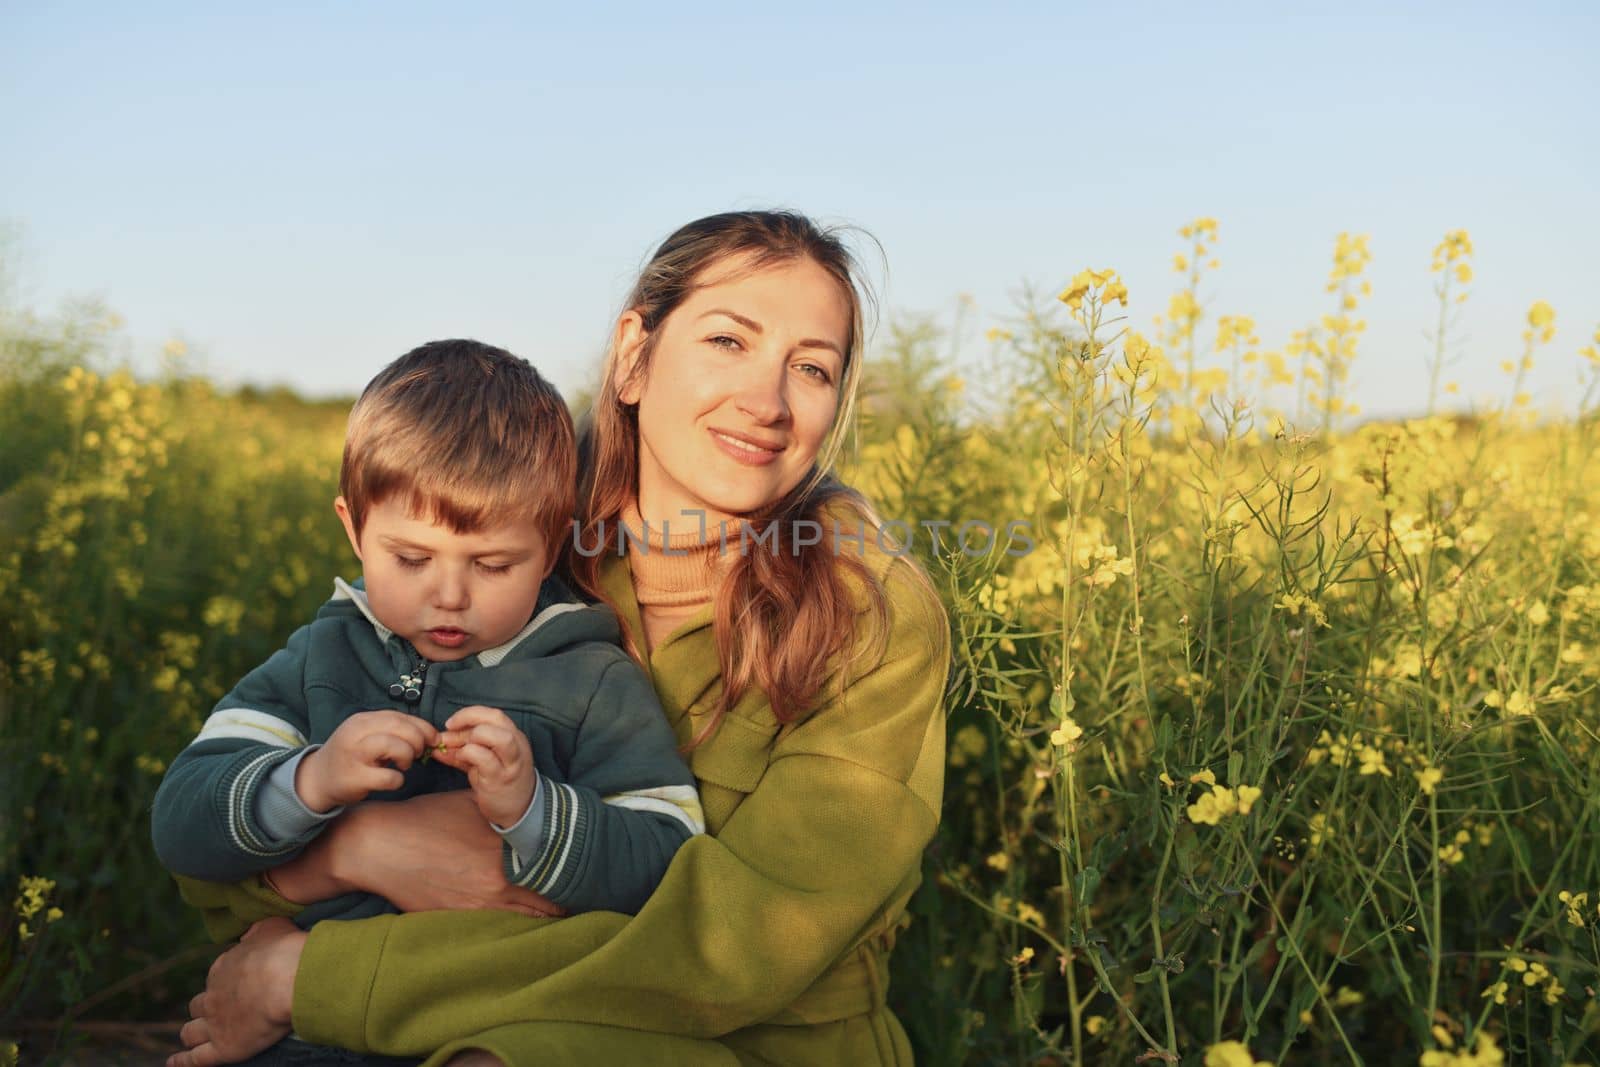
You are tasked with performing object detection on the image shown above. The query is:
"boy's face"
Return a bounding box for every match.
[335,495,550,662]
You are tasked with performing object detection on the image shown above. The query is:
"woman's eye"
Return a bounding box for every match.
[797,362,833,384]
[395,555,428,570]
[477,562,513,575]
[707,334,742,351]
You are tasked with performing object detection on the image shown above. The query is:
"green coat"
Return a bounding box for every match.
[182,539,949,1066]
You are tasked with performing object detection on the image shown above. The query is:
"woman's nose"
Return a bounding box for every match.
[734,360,790,424]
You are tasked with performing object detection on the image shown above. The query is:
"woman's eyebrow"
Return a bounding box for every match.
[698,308,844,357]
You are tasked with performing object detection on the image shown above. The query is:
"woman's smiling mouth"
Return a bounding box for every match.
[710,429,783,466]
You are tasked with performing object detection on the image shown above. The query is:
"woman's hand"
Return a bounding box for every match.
[294,790,566,916]
[168,917,303,1067]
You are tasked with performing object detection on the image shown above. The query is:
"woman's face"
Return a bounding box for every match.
[616,255,851,526]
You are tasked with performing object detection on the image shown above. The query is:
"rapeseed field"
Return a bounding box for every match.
[4,223,1598,1064]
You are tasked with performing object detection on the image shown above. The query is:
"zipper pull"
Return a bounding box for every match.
[390,657,428,704]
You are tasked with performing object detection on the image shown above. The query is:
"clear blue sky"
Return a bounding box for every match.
[3,1,1596,418]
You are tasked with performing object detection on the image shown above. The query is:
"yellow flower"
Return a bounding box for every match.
[985,851,1010,872]
[1204,1040,1272,1067]
[1525,600,1549,626]
[1190,769,1217,786]
[1357,745,1392,777]
[948,725,987,768]
[13,875,56,922]
[1276,592,1330,627]
[1235,784,1262,814]
[1415,764,1444,796]
[1050,717,1084,747]
[1419,1029,1504,1066]
[1526,300,1556,342]
[1012,946,1035,966]
[1015,900,1046,927]
[1504,691,1534,717]
[1085,1014,1106,1035]
[1188,785,1240,826]
[1480,981,1508,1005]
[1057,268,1123,314]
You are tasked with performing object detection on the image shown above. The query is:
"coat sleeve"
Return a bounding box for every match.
[502,657,701,915]
[150,624,326,882]
[292,566,949,1054]
[170,872,301,943]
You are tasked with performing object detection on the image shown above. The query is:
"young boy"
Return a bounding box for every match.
[152,339,701,926]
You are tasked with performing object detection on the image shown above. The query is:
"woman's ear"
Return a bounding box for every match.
[333,496,364,562]
[612,310,648,405]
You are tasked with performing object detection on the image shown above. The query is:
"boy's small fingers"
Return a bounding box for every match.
[391,720,435,753]
[444,742,487,770]
[446,705,509,730]
[366,734,414,769]
[462,723,523,763]
[454,743,505,779]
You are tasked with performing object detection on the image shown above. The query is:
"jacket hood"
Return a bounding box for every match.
[315,573,621,665]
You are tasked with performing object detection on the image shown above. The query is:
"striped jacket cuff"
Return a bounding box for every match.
[221,747,312,859]
[502,781,589,902]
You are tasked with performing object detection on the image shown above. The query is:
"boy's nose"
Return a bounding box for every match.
[433,571,470,610]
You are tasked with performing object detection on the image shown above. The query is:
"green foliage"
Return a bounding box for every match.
[870,288,1600,1065]
[0,302,352,1045]
[3,268,1600,1065]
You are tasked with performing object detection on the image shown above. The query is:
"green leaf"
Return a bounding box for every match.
[1075,866,1102,905]
[1154,714,1173,759]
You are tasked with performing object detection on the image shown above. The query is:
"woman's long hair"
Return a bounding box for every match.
[569,210,894,744]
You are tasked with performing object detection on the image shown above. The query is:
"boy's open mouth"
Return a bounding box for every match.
[426,628,468,648]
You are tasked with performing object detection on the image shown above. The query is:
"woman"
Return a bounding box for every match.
[170,211,950,1067]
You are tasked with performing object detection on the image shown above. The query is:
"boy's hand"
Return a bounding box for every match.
[295,710,438,813]
[431,705,537,828]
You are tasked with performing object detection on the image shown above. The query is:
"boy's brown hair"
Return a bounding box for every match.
[340,339,574,559]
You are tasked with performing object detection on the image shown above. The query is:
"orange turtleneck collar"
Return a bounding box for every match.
[619,502,729,651]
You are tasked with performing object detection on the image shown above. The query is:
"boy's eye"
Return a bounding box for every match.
[395,555,428,570]
[477,562,513,575]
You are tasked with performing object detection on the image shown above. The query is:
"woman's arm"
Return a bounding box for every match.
[288,792,565,915]
[170,792,570,1063]
[179,791,564,941]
